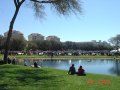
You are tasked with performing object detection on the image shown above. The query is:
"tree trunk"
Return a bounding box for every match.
[3,7,20,63]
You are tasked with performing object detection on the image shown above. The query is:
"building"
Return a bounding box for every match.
[91,40,97,43]
[4,30,24,39]
[28,33,44,41]
[46,36,60,42]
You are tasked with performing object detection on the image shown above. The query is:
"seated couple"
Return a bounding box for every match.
[68,64,86,76]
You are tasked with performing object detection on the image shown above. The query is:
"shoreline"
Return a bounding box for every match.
[1,55,120,60]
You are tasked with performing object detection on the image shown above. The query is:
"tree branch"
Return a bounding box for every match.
[14,0,17,7]
[14,0,25,8]
[19,0,25,5]
[30,0,57,3]
[17,0,20,4]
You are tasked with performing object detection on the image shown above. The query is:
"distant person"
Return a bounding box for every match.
[12,56,16,64]
[34,62,38,68]
[7,57,11,64]
[12,59,16,64]
[24,61,27,66]
[68,64,76,75]
[50,52,54,59]
[77,66,86,76]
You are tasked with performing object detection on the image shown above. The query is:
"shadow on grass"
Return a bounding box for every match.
[0,64,22,68]
[0,84,8,90]
[0,65,60,89]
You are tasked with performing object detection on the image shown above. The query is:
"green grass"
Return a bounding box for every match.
[0,54,120,60]
[0,64,120,90]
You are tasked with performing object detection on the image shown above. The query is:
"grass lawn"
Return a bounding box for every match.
[0,54,120,60]
[0,64,120,90]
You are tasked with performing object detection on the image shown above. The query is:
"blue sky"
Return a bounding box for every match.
[0,0,120,42]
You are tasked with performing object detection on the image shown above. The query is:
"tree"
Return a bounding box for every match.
[109,34,120,51]
[0,35,4,50]
[27,41,38,50]
[109,34,120,56]
[10,38,27,51]
[3,0,82,63]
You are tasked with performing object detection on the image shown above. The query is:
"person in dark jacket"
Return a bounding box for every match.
[12,58,16,64]
[34,62,38,68]
[68,64,76,75]
[7,57,11,64]
[77,66,86,76]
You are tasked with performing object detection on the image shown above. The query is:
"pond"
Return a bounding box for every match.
[18,59,120,76]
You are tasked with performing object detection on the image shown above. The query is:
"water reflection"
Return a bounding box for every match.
[79,60,81,64]
[110,60,120,76]
[69,60,71,64]
[17,59,120,76]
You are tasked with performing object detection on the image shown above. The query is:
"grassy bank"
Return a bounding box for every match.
[0,64,120,90]
[0,54,120,60]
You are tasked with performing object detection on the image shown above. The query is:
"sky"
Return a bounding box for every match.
[0,0,120,42]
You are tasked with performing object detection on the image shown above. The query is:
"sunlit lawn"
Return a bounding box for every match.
[0,54,119,60]
[0,64,120,90]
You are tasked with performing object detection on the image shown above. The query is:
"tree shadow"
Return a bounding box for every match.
[0,64,21,69]
[0,65,61,89]
[0,84,8,90]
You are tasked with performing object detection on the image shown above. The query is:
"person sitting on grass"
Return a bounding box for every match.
[24,61,27,66]
[77,65,86,76]
[34,62,38,68]
[7,57,11,64]
[68,64,76,75]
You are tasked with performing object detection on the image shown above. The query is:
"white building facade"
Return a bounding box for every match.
[46,36,60,42]
[4,30,24,39]
[28,33,44,41]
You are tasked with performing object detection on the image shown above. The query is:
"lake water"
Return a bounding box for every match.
[18,59,120,76]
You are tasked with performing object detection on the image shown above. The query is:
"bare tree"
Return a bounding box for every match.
[3,0,82,63]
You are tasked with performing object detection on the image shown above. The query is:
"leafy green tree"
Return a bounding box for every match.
[36,40,46,50]
[64,41,74,50]
[10,38,27,51]
[27,41,38,50]
[109,34,120,51]
[27,40,62,51]
[0,35,4,50]
[49,40,62,50]
[3,0,82,63]
[63,41,112,51]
